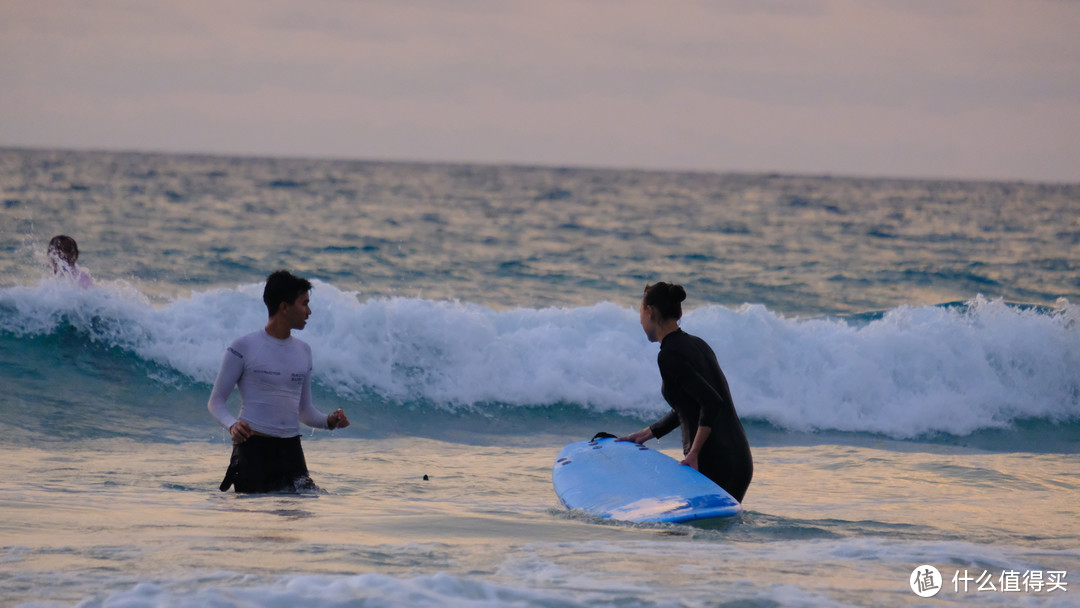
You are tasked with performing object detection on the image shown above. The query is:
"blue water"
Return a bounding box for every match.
[1,147,1079,607]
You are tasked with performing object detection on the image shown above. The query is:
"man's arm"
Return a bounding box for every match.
[297,369,331,430]
[295,343,350,432]
[208,347,245,438]
[297,366,352,431]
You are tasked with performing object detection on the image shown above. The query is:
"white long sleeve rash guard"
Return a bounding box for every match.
[207,330,329,437]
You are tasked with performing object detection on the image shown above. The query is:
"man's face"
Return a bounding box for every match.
[283,292,311,330]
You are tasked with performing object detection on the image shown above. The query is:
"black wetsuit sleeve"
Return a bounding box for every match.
[649,410,680,439]
[658,349,724,429]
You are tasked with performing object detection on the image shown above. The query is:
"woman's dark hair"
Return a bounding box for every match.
[263,270,313,317]
[643,282,687,321]
[48,235,79,266]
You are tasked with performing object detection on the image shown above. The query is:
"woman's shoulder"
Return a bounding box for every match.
[658,330,692,361]
[661,329,716,360]
[661,328,695,348]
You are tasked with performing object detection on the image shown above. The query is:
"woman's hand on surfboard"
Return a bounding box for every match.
[679,452,700,471]
[617,428,654,445]
[680,426,710,470]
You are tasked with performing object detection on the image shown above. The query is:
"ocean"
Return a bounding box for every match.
[1,147,1078,607]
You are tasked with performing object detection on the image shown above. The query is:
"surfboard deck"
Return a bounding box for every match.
[552,436,741,523]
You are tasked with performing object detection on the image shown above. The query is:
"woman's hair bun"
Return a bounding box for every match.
[643,282,687,321]
[670,284,687,303]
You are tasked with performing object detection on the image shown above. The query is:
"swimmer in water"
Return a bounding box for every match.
[47,235,93,288]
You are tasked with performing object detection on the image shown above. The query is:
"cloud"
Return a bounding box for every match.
[1,0,1078,181]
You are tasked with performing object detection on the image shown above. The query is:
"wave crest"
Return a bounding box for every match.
[2,280,1076,439]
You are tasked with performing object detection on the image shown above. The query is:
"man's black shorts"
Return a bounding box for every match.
[219,435,318,493]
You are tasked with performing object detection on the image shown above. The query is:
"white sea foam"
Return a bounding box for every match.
[2,280,1077,438]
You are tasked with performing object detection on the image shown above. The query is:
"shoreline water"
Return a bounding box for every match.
[3,436,1078,607]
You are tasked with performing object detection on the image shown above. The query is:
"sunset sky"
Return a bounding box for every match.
[2,0,1078,182]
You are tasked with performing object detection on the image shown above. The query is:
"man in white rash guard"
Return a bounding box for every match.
[208,270,350,493]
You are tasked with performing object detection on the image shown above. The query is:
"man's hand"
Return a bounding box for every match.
[229,420,253,444]
[327,409,350,430]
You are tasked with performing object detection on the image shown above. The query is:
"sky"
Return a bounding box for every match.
[2,0,1078,183]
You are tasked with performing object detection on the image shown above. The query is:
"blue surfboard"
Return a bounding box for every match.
[552,436,741,523]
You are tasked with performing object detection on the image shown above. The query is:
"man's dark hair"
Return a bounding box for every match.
[263,270,312,317]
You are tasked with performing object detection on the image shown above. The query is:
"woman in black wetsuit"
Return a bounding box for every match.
[618,282,753,503]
